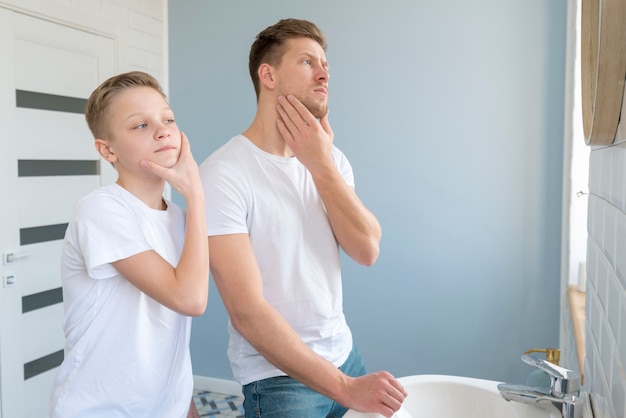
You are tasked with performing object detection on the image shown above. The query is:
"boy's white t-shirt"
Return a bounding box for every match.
[50,183,193,418]
[200,135,354,385]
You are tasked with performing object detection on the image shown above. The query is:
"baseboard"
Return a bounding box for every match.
[193,375,242,397]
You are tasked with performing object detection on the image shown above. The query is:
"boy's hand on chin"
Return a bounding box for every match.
[140,132,202,198]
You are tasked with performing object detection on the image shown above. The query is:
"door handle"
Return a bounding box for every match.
[2,251,36,265]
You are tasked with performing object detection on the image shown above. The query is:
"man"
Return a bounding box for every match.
[200,18,406,418]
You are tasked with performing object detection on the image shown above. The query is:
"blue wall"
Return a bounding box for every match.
[169,0,567,384]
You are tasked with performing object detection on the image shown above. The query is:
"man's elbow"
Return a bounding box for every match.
[228,314,257,340]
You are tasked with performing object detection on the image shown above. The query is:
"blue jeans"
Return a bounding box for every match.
[242,344,367,418]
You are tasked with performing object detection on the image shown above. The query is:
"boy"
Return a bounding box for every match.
[50,71,208,417]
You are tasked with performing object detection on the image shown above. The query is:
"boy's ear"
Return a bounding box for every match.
[258,63,275,89]
[94,139,117,163]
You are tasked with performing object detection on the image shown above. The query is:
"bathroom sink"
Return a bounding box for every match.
[343,374,560,418]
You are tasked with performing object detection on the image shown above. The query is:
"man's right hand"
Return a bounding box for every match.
[339,371,407,417]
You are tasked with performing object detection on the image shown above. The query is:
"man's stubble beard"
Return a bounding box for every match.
[298,96,328,120]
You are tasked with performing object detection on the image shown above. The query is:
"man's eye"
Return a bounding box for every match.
[165,118,175,124]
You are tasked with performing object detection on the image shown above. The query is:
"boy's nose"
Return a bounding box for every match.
[155,126,170,140]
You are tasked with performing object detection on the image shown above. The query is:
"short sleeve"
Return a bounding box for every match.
[332,146,355,188]
[70,193,152,279]
[200,160,250,237]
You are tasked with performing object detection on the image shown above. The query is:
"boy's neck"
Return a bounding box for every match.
[116,177,167,210]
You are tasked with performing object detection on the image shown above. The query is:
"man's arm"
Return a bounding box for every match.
[209,233,404,417]
[276,95,381,266]
[310,169,381,266]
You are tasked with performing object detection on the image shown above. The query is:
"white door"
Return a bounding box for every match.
[0,8,116,417]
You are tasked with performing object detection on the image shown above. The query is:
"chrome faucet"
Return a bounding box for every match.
[497,353,586,418]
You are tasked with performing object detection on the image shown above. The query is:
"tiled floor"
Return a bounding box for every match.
[193,389,244,417]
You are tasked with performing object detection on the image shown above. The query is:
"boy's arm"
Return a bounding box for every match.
[187,397,199,418]
[113,132,209,316]
[208,233,405,417]
[111,189,208,316]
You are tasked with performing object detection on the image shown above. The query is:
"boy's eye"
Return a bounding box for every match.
[134,123,147,129]
[165,118,175,124]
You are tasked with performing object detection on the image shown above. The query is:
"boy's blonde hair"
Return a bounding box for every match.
[85,71,166,139]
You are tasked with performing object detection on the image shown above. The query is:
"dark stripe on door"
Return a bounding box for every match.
[23,350,64,380]
[18,159,100,177]
[22,287,63,313]
[20,223,68,245]
[16,90,87,114]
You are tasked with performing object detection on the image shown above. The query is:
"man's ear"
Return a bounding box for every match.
[258,63,276,89]
[94,139,117,163]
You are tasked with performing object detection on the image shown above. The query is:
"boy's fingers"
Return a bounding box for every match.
[140,159,167,178]
[140,131,193,181]
[180,132,190,152]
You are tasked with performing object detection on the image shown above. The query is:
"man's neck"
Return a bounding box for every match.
[242,112,294,157]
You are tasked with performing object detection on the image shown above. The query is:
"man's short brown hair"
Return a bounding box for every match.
[248,19,327,99]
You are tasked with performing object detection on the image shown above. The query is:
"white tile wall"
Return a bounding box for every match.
[579,140,626,418]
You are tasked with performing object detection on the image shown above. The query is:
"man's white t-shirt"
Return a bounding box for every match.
[200,135,354,385]
[50,183,193,418]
